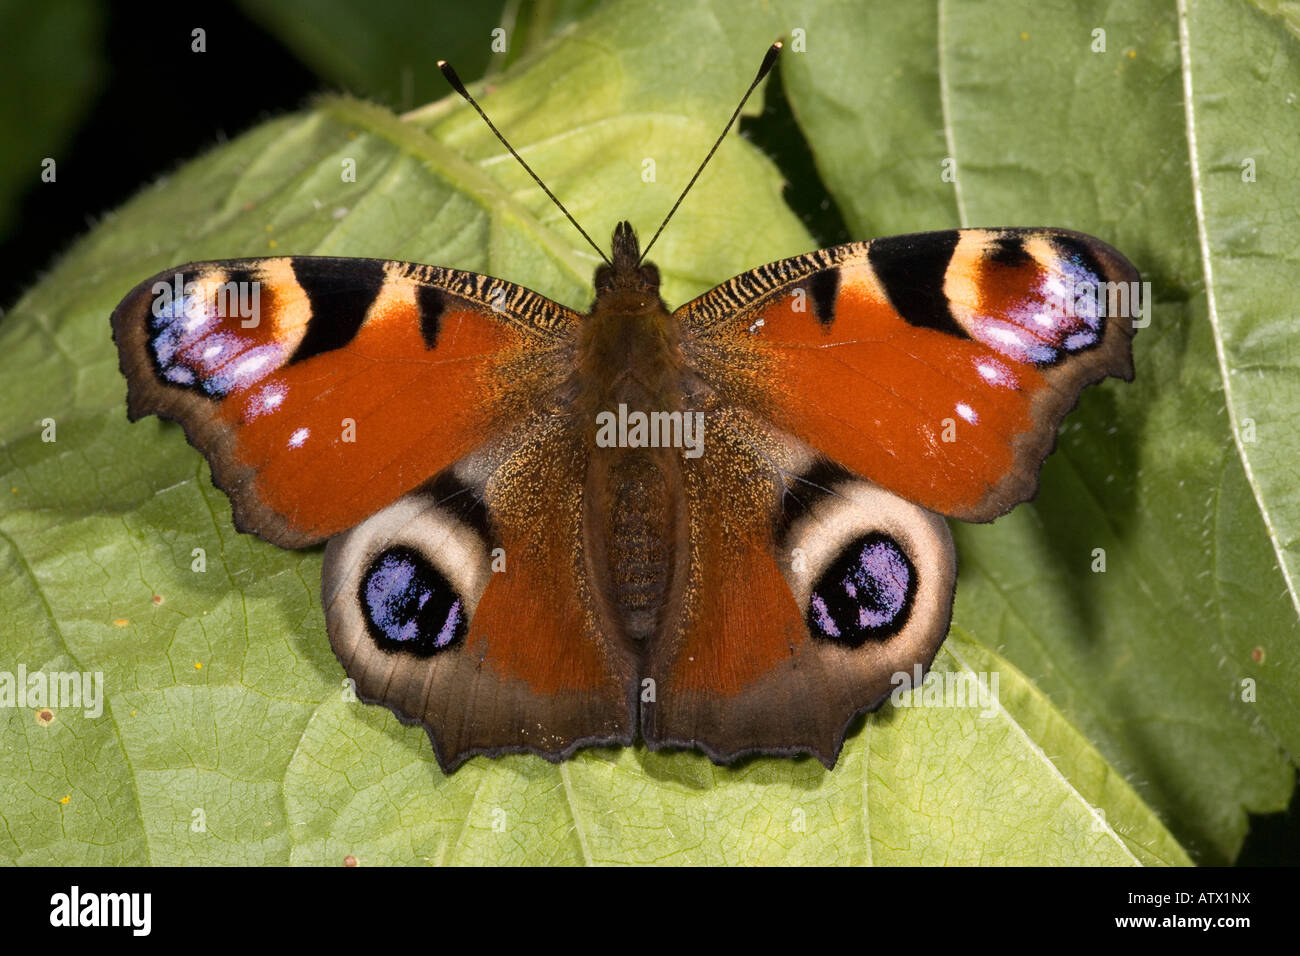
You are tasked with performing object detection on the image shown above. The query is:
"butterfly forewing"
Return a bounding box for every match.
[679,227,1140,522]
[111,256,578,546]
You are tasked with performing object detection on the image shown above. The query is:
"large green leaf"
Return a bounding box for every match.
[236,0,508,110]
[238,0,607,109]
[6,0,1278,865]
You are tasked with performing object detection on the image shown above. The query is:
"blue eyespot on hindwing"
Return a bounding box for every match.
[807,532,916,647]
[360,546,467,656]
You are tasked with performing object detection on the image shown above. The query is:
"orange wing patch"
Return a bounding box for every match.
[469,433,628,696]
[754,261,1049,520]
[223,303,519,541]
[669,519,806,698]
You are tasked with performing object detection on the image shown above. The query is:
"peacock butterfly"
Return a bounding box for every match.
[109,44,1140,771]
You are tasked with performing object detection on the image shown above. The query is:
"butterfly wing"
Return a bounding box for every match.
[111,256,577,546]
[323,425,638,771]
[679,228,1141,521]
[640,406,956,765]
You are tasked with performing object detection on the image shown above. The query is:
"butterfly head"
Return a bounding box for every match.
[592,221,662,315]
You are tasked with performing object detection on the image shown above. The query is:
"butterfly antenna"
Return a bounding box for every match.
[439,60,612,265]
[638,41,782,264]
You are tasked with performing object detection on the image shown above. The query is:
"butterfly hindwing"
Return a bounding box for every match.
[111,256,578,547]
[680,228,1140,522]
[641,407,956,765]
[323,432,638,771]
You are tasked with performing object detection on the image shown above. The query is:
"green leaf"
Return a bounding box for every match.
[237,0,608,109]
[237,0,506,110]
[0,0,1213,865]
[1184,0,1300,700]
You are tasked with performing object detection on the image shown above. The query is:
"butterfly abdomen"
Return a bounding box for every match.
[597,452,678,642]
